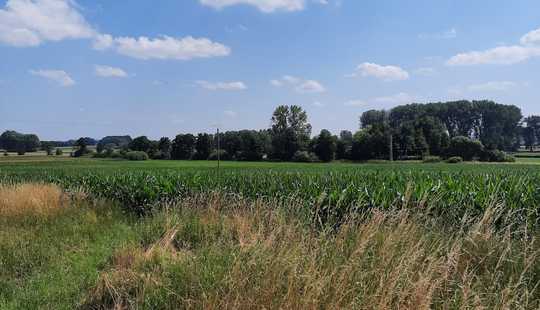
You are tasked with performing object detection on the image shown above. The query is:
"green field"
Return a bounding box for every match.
[1,157,540,225]
[1,157,539,308]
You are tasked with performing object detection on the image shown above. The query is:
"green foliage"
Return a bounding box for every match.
[422,156,441,163]
[313,129,336,162]
[446,156,463,164]
[208,149,230,161]
[270,105,312,161]
[291,151,319,163]
[446,136,484,161]
[124,151,149,161]
[0,130,40,152]
[172,134,196,160]
[1,160,539,226]
[97,136,132,153]
[129,136,153,153]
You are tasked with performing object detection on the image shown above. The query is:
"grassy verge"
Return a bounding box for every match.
[1,184,539,309]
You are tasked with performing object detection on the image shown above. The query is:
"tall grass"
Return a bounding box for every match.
[83,195,540,309]
[0,183,66,218]
[1,184,538,309]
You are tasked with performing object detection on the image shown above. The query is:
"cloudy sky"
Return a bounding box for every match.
[1,0,539,140]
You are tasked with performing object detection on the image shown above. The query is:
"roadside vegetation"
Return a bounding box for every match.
[1,183,538,309]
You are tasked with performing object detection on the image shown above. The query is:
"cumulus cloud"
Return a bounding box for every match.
[196,80,247,91]
[94,35,231,60]
[270,75,326,93]
[296,80,326,93]
[199,0,306,12]
[447,26,540,66]
[0,0,95,47]
[350,63,409,81]
[447,45,540,66]
[521,28,540,45]
[29,69,75,86]
[94,65,128,78]
[467,81,517,92]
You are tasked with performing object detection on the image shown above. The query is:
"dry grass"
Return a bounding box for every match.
[0,183,67,218]
[84,196,540,310]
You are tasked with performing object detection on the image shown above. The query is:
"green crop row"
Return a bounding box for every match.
[1,165,539,226]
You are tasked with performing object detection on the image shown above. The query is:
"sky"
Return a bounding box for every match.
[1,0,540,140]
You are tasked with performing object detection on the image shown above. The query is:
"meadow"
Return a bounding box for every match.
[1,158,539,308]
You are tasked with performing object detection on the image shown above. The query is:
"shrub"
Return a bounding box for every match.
[480,150,516,163]
[422,156,441,163]
[208,150,231,161]
[3,151,8,156]
[292,151,319,163]
[55,149,63,156]
[17,151,25,156]
[445,136,484,161]
[446,156,463,164]
[124,151,149,161]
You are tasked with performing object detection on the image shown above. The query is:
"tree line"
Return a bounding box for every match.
[1,100,538,162]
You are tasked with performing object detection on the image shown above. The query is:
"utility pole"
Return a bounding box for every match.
[216,127,220,182]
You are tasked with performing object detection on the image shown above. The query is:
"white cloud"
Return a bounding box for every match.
[94,65,128,78]
[270,75,326,93]
[95,35,231,60]
[0,0,95,47]
[92,33,113,50]
[467,81,517,92]
[447,45,540,66]
[343,99,366,107]
[351,63,409,81]
[296,80,326,93]
[199,0,305,13]
[29,69,74,86]
[521,28,540,46]
[373,92,414,105]
[312,101,324,107]
[196,80,247,91]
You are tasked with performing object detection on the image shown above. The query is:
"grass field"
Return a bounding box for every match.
[1,158,539,308]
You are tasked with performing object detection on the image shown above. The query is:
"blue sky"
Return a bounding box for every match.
[1,0,540,140]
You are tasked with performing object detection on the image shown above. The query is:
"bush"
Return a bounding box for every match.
[446,156,463,164]
[3,151,8,156]
[55,149,63,156]
[124,151,149,161]
[422,156,441,163]
[17,151,25,156]
[480,149,516,163]
[292,151,319,163]
[208,150,231,161]
[445,136,484,161]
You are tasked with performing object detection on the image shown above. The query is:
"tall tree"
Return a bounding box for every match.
[129,136,152,153]
[194,133,213,160]
[171,134,196,160]
[158,137,172,159]
[313,129,337,162]
[270,105,312,161]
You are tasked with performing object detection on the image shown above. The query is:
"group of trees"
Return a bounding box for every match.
[2,100,537,162]
[350,100,523,160]
[0,130,40,154]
